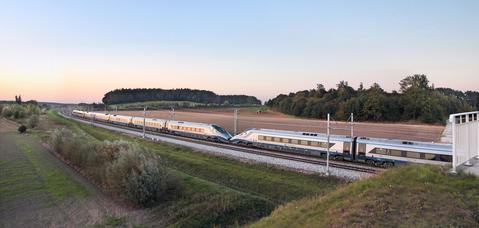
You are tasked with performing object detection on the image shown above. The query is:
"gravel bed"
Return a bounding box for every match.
[62,113,371,180]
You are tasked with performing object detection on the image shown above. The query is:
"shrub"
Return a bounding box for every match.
[1,105,13,118]
[18,125,27,134]
[49,129,181,206]
[27,114,39,128]
[12,105,25,119]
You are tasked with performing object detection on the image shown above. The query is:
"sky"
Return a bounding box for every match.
[0,0,478,103]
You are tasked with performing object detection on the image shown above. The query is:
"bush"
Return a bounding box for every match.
[27,114,39,128]
[18,125,27,134]
[1,104,26,119]
[49,129,181,206]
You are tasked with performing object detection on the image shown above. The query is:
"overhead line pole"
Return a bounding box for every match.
[171,107,175,121]
[326,113,331,176]
[349,113,354,153]
[143,106,147,139]
[234,109,238,135]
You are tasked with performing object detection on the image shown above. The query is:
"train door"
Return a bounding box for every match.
[342,141,352,161]
[356,142,367,162]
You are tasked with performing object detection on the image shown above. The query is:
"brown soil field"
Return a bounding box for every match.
[104,108,445,142]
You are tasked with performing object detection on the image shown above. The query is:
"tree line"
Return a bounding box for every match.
[102,88,261,106]
[266,75,478,124]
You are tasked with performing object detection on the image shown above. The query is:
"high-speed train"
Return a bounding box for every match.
[71,110,232,142]
[230,128,452,167]
[71,110,452,167]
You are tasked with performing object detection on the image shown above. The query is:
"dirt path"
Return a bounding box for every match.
[106,108,445,142]
[0,119,145,227]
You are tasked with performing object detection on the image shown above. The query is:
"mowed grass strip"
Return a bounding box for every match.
[252,165,479,227]
[0,131,89,225]
[49,110,342,204]
[14,133,89,199]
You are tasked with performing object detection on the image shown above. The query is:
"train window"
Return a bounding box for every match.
[343,142,351,152]
[390,150,402,157]
[258,135,265,140]
[358,144,366,153]
[310,141,319,147]
[407,151,421,159]
[439,155,452,162]
[274,137,281,142]
[266,136,272,141]
[291,139,299,144]
[301,140,309,146]
[423,153,436,160]
[373,148,387,155]
[282,138,290,143]
[461,115,466,123]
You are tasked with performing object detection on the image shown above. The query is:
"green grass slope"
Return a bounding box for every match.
[252,165,479,227]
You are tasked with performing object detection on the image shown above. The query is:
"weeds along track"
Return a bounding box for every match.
[63,113,381,174]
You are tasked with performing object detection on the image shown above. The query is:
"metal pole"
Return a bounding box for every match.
[451,116,457,174]
[234,109,238,135]
[143,106,147,139]
[350,113,354,156]
[326,113,330,176]
[465,115,472,166]
[171,107,175,121]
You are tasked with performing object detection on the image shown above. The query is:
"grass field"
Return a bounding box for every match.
[252,165,479,227]
[0,119,132,227]
[45,110,343,226]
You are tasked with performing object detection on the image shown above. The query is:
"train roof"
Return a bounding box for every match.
[356,137,452,153]
[131,116,166,122]
[241,128,353,142]
[168,120,217,128]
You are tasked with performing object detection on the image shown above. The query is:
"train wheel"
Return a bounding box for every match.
[366,160,374,166]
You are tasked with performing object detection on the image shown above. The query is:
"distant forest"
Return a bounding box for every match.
[102,88,261,106]
[266,75,479,124]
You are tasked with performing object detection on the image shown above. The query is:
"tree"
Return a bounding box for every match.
[15,95,22,104]
[265,76,475,124]
[399,74,430,93]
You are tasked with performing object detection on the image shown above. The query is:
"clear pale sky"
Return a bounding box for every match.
[1,0,478,103]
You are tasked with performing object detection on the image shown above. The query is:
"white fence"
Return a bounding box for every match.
[450,111,479,173]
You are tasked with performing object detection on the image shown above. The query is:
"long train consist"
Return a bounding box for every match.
[72,110,452,167]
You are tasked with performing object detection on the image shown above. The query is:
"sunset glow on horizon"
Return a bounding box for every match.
[1,1,478,103]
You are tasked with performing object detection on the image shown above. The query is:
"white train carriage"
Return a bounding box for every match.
[356,137,452,166]
[72,110,86,118]
[131,117,167,131]
[231,128,353,157]
[166,120,232,142]
[84,112,96,119]
[109,114,132,126]
[93,113,111,122]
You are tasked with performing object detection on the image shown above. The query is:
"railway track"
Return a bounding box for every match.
[62,112,382,174]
